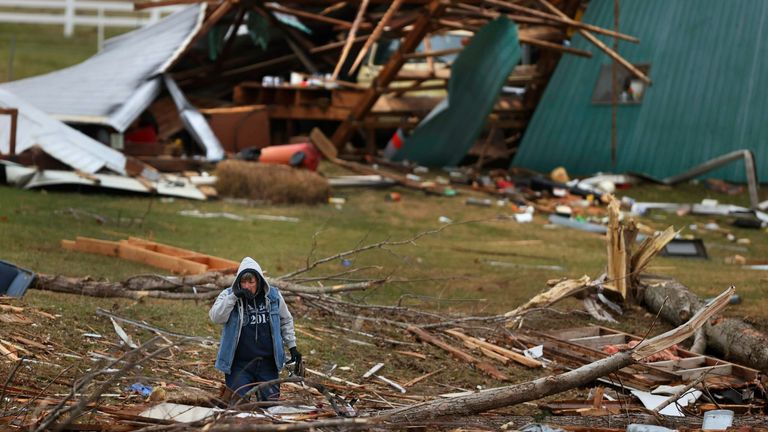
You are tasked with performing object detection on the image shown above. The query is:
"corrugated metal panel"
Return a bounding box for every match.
[0,89,126,174]
[395,18,520,167]
[1,5,204,132]
[514,0,768,182]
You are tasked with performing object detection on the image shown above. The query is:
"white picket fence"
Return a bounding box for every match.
[0,0,184,36]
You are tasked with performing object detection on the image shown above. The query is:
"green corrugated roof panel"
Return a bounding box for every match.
[514,0,768,182]
[395,18,520,167]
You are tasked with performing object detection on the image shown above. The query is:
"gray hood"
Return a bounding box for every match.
[234,256,269,295]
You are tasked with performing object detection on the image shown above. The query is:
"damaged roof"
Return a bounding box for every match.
[0,5,205,132]
[0,89,126,174]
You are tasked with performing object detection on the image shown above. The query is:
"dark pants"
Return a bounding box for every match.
[225,357,280,401]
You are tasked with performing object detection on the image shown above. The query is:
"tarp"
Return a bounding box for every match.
[394,18,520,167]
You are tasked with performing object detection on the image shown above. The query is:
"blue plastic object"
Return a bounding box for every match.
[0,260,35,297]
[129,383,153,397]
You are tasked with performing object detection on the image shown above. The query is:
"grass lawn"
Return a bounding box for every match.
[2,176,767,321]
[1,176,767,409]
[0,22,128,81]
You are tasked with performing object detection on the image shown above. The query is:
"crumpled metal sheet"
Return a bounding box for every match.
[394,18,520,167]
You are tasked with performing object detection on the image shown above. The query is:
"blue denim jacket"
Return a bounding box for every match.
[209,257,296,375]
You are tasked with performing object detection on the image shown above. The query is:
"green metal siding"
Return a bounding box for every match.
[396,18,520,167]
[514,0,768,182]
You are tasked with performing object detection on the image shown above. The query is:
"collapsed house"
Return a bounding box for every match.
[0,0,629,182]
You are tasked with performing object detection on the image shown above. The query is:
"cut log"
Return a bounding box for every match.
[381,288,732,422]
[642,277,768,373]
[33,272,383,300]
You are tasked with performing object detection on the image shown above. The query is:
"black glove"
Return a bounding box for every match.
[232,285,246,298]
[288,347,305,377]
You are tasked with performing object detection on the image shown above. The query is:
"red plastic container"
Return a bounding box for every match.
[258,142,320,171]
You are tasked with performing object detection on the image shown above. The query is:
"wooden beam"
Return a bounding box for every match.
[263,3,365,29]
[118,242,209,275]
[536,0,651,85]
[519,34,591,57]
[165,1,235,71]
[484,0,640,43]
[408,326,510,381]
[444,329,543,368]
[348,0,405,74]
[332,0,370,80]
[0,109,18,156]
[331,0,448,149]
[403,47,463,60]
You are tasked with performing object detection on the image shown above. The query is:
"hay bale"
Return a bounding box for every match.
[215,160,329,204]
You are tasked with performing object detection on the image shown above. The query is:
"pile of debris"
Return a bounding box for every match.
[0,0,650,203]
[2,212,768,430]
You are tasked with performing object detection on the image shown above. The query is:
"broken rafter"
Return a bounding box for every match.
[484,0,639,43]
[535,0,652,85]
[348,0,405,74]
[331,0,371,80]
[263,3,367,30]
[330,0,446,149]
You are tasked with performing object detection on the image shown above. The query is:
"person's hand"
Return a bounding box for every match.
[232,285,246,298]
[288,347,304,377]
[288,347,302,364]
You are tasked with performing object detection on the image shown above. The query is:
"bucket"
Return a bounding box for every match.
[258,143,320,171]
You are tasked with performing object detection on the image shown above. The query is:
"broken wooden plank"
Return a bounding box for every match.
[408,326,509,381]
[444,329,542,368]
[332,0,370,80]
[118,242,208,275]
[62,237,120,257]
[403,368,444,388]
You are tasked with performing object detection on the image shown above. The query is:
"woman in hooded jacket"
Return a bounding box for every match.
[209,257,301,401]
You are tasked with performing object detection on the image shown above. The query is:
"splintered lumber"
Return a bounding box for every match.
[605,197,626,298]
[408,326,509,381]
[631,226,678,277]
[382,287,734,422]
[642,277,768,373]
[504,275,592,320]
[0,340,20,361]
[443,329,542,368]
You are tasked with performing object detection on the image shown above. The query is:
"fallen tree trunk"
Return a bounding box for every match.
[642,276,768,372]
[33,272,384,300]
[381,287,733,422]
